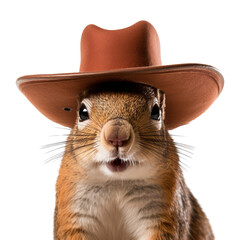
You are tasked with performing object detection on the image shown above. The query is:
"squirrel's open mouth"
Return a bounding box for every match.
[106,158,129,172]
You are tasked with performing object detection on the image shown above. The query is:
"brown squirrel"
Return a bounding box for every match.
[17,20,221,240]
[54,82,214,240]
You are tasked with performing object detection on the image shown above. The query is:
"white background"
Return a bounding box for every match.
[1,0,239,239]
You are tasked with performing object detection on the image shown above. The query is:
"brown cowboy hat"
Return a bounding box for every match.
[17,21,224,130]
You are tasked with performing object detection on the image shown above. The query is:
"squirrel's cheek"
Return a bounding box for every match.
[77,119,90,131]
[150,118,164,131]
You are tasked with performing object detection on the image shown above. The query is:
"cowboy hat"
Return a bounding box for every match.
[17,21,224,129]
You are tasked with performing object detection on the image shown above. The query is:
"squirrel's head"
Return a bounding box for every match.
[68,82,176,181]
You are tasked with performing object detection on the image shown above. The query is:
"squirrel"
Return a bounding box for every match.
[54,81,214,240]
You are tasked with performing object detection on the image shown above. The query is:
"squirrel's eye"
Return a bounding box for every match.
[151,104,161,120]
[79,104,89,121]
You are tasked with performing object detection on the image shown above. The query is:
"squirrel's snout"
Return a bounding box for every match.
[105,128,130,147]
[102,119,134,150]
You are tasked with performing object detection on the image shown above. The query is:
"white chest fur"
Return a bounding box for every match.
[72,180,163,240]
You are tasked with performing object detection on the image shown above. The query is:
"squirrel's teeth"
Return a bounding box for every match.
[106,158,129,172]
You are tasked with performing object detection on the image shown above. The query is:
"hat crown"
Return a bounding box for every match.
[79,21,162,72]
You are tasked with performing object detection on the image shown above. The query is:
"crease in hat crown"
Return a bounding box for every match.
[79,21,162,72]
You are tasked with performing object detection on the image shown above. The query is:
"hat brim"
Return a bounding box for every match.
[17,63,224,130]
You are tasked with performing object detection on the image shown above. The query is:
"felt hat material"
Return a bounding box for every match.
[17,21,224,129]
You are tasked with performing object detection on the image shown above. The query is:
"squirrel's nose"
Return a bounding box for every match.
[106,132,130,147]
[102,119,133,149]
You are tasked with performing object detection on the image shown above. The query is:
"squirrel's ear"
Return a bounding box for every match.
[157,89,166,121]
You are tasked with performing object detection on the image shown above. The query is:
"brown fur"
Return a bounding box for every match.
[54,82,214,240]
